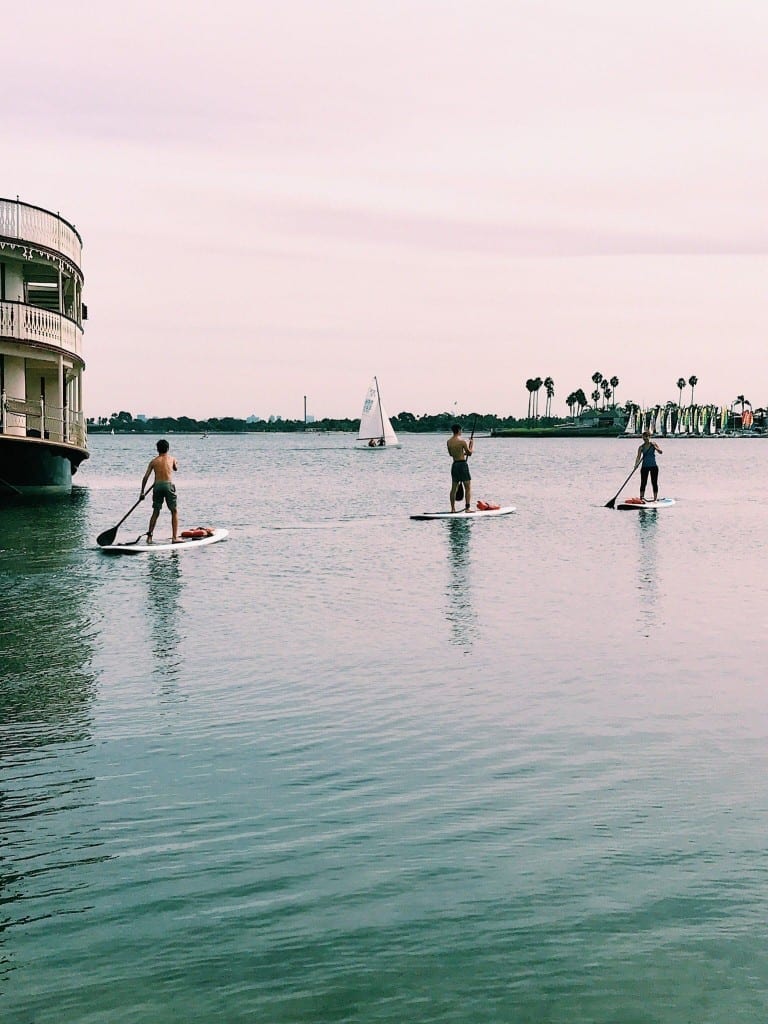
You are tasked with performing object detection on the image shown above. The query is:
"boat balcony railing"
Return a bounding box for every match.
[0,198,82,267]
[0,300,82,359]
[1,392,86,448]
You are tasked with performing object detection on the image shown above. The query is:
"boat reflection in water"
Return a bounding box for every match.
[0,488,98,742]
[0,488,106,989]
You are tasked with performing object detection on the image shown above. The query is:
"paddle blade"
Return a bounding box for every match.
[96,526,118,547]
[455,482,464,502]
[604,498,616,509]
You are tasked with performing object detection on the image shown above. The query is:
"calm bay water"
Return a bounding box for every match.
[2,432,768,1022]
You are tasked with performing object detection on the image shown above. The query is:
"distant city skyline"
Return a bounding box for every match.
[6,0,768,419]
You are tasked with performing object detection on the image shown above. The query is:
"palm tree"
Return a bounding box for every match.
[591,388,600,410]
[676,377,686,407]
[575,388,588,414]
[688,375,698,406]
[525,378,536,420]
[543,376,554,418]
[566,391,576,419]
[610,376,619,408]
[532,377,543,419]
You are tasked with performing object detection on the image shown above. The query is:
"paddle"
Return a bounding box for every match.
[605,463,639,509]
[455,416,477,503]
[97,495,146,546]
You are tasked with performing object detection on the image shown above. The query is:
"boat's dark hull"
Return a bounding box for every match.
[0,435,88,495]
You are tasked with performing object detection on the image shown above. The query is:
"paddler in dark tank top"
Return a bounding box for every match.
[634,430,663,503]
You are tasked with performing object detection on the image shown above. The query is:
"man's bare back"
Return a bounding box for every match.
[144,452,177,486]
[447,435,472,461]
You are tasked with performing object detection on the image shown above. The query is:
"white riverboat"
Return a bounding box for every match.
[0,198,88,494]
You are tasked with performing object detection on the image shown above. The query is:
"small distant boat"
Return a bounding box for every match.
[357,376,400,448]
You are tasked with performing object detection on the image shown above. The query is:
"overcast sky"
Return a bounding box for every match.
[6,0,768,419]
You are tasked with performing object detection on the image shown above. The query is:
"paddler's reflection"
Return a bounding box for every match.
[635,512,660,629]
[145,556,185,695]
[445,521,478,651]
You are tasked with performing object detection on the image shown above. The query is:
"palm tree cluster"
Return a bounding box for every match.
[525,377,555,420]
[676,375,699,407]
[564,389,589,418]
[589,371,620,410]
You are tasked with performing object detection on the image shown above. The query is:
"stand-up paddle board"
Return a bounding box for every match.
[411,506,515,521]
[616,498,675,511]
[99,528,228,553]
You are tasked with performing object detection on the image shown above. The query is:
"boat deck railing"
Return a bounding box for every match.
[1,393,86,448]
[0,300,82,358]
[0,198,82,267]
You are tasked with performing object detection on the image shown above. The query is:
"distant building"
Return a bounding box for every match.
[136,414,147,422]
[306,414,316,424]
[246,414,262,424]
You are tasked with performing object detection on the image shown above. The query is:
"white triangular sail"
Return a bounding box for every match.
[357,377,400,447]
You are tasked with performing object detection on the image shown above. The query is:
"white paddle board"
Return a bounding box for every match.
[616,498,675,511]
[99,528,229,553]
[411,506,516,521]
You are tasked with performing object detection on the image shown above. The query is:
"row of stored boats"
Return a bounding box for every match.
[624,404,757,437]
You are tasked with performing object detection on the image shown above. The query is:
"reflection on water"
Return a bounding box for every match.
[144,555,186,697]
[444,522,477,651]
[0,488,97,743]
[635,511,659,633]
[0,488,104,984]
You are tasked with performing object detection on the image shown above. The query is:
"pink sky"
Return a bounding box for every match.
[6,0,768,419]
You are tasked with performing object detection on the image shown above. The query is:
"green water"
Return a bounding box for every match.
[2,434,768,1022]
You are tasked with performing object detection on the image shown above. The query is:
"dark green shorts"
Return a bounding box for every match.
[152,481,177,512]
[451,461,471,483]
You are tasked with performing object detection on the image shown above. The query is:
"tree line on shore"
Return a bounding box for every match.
[88,410,552,435]
[90,374,756,436]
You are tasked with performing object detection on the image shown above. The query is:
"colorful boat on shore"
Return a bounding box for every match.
[0,198,88,494]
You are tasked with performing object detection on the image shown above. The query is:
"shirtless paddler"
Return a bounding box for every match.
[140,439,180,543]
[447,423,474,513]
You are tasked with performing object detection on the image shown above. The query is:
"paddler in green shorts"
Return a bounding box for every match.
[140,439,180,543]
[447,423,474,513]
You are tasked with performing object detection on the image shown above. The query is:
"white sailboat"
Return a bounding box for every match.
[357,377,401,448]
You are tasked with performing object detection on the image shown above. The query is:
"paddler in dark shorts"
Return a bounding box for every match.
[140,439,180,543]
[447,423,474,513]
[634,430,662,502]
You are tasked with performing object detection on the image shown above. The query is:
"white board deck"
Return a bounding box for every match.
[616,498,675,511]
[100,528,229,553]
[410,506,516,521]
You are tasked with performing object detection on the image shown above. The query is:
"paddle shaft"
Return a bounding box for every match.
[605,463,639,508]
[455,416,477,504]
